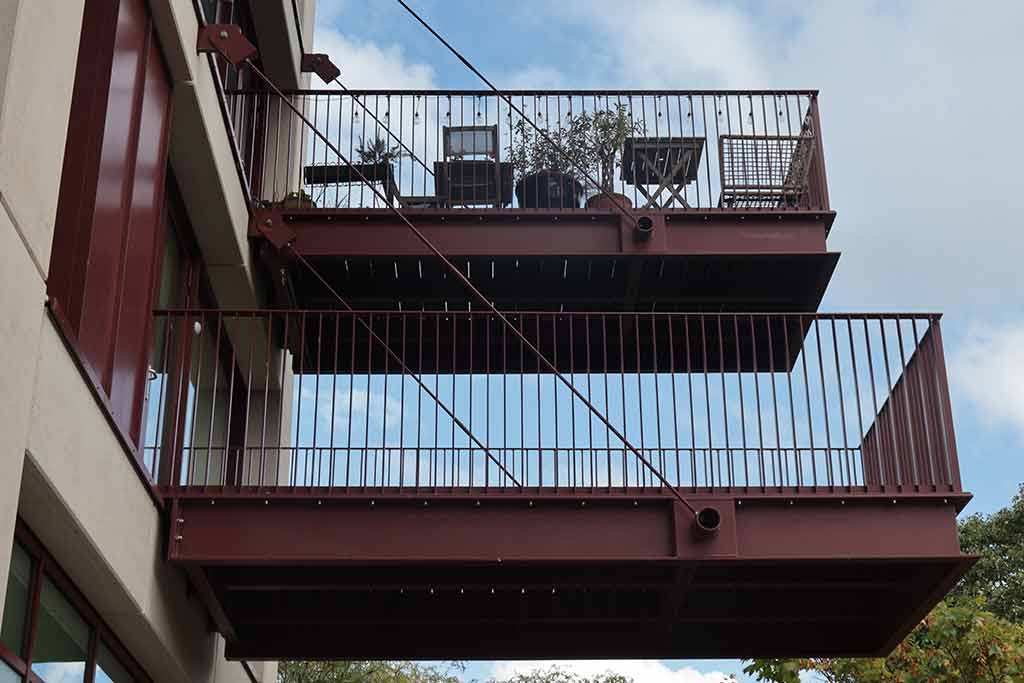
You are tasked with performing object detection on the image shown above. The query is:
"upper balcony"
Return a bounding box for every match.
[227,89,838,312]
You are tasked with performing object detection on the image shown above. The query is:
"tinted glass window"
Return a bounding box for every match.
[94,642,133,683]
[0,543,32,657]
[30,577,89,683]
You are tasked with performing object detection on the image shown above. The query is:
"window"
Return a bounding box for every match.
[30,578,89,682]
[95,643,134,683]
[0,543,32,657]
[0,524,149,682]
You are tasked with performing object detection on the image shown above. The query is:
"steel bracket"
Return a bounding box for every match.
[197,24,257,67]
[252,209,297,253]
[301,53,341,84]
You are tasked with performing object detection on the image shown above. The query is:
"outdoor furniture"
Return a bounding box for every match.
[434,160,513,207]
[621,136,705,208]
[718,133,816,208]
[303,162,399,206]
[433,125,513,207]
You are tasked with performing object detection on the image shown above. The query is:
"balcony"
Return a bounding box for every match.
[147,309,971,660]
[226,90,838,312]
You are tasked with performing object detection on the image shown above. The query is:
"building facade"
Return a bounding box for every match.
[1,0,973,674]
[0,0,315,680]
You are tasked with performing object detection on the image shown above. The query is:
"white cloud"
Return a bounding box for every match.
[490,661,734,683]
[500,65,567,90]
[950,321,1024,441]
[313,24,437,90]
[496,0,1024,315]
[547,0,765,88]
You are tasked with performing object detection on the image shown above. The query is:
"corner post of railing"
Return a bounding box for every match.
[808,93,830,212]
[926,317,962,492]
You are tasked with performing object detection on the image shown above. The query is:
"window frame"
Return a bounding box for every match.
[0,521,150,683]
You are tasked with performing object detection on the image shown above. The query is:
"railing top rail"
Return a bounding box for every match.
[225,88,821,98]
[153,309,942,320]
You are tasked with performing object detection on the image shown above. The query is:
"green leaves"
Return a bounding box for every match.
[278,661,464,683]
[506,105,643,190]
[951,484,1024,623]
[745,483,1024,683]
[277,663,635,683]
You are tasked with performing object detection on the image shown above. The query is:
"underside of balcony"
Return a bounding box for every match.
[166,493,974,660]
[257,208,838,313]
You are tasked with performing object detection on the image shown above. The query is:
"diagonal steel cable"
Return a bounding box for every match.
[284,249,521,488]
[395,0,638,227]
[330,76,435,178]
[244,59,698,517]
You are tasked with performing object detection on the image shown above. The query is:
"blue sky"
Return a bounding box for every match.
[309,1,1024,680]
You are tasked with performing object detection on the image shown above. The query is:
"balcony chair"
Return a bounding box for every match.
[433,125,513,208]
[717,132,816,208]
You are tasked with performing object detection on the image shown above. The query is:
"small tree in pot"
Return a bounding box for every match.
[507,105,642,209]
[583,104,644,209]
[507,115,590,209]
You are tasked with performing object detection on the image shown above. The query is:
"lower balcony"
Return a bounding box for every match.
[143,310,973,660]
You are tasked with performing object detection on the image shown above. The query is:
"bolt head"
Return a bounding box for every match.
[218,30,229,39]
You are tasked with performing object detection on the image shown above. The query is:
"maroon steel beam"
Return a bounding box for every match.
[167,495,966,564]
[256,209,833,257]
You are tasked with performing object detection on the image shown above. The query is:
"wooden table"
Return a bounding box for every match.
[621,136,705,208]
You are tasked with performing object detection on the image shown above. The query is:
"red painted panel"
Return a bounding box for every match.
[174,499,678,563]
[735,501,961,559]
[77,0,149,389]
[110,29,173,442]
[50,0,174,454]
[49,0,120,322]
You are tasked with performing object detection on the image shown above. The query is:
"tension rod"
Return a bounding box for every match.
[243,59,699,518]
[284,249,521,489]
[331,76,435,178]
[395,0,638,227]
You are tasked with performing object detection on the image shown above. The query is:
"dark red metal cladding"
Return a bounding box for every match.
[254,208,833,257]
[49,0,173,455]
[166,494,973,660]
[300,53,341,84]
[197,24,257,67]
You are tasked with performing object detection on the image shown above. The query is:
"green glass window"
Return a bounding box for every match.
[30,577,89,683]
[0,543,32,657]
[94,642,133,683]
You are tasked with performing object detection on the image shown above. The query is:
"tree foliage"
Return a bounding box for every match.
[744,600,1024,682]
[278,662,632,683]
[497,667,632,683]
[951,483,1024,623]
[745,484,1024,682]
[278,661,463,683]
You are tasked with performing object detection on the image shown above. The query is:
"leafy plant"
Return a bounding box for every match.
[951,483,1024,623]
[506,105,643,191]
[744,600,1024,683]
[278,663,635,683]
[744,485,1024,682]
[278,661,463,683]
[587,105,645,192]
[356,135,405,165]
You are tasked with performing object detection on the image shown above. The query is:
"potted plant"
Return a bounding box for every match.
[507,105,642,209]
[353,135,404,204]
[507,115,589,209]
[356,135,405,165]
[583,104,644,209]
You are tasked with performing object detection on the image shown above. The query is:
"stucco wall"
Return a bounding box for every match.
[0,0,316,677]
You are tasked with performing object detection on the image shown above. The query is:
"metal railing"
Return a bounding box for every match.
[226,90,829,213]
[144,310,958,497]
